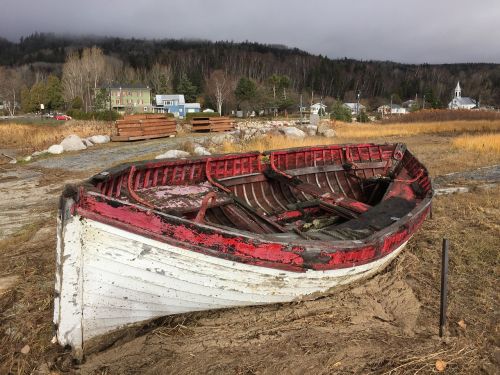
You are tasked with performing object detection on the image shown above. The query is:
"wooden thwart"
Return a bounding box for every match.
[264,169,371,218]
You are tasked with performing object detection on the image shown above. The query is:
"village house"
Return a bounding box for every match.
[377,104,408,116]
[402,99,418,110]
[154,94,201,118]
[310,102,327,115]
[448,82,477,110]
[106,84,153,113]
[343,102,366,115]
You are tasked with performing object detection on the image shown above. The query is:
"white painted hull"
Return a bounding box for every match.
[54,215,408,353]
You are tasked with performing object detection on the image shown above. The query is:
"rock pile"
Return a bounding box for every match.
[30,134,111,159]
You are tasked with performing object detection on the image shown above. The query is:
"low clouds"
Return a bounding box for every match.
[1,0,498,63]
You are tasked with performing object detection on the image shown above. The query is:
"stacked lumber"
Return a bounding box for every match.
[112,114,177,141]
[190,116,234,133]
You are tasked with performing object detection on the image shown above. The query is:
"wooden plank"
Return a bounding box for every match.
[263,169,371,216]
[137,125,177,132]
[111,133,175,142]
[123,114,168,121]
[286,161,387,177]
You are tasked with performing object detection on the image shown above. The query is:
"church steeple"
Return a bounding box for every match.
[455,82,462,98]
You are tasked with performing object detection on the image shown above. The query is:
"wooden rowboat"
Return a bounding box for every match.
[54,143,433,355]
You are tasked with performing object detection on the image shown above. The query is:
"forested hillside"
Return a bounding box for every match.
[1,33,499,113]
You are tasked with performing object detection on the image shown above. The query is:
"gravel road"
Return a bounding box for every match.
[30,134,210,171]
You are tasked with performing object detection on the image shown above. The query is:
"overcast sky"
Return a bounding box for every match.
[1,0,499,64]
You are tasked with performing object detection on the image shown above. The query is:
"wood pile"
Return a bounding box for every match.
[111,114,177,142]
[190,116,234,133]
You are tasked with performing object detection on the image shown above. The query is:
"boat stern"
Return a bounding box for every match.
[53,193,84,358]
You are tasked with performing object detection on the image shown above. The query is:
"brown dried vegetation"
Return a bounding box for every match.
[0,130,498,374]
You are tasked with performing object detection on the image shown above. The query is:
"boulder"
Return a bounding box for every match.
[305,125,318,136]
[23,156,32,162]
[155,150,190,159]
[211,133,236,145]
[82,138,94,147]
[60,135,87,151]
[32,150,48,157]
[280,127,306,138]
[47,144,64,155]
[310,114,320,126]
[193,146,211,156]
[88,135,110,144]
[322,129,337,138]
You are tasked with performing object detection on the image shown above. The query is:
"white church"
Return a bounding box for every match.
[448,82,477,110]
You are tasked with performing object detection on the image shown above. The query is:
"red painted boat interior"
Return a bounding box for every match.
[67,143,433,271]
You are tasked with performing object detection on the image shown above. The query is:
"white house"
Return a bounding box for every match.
[402,99,418,110]
[377,104,408,116]
[310,102,327,115]
[448,82,477,110]
[344,102,366,115]
[154,94,201,118]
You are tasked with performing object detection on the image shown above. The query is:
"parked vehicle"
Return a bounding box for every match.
[54,114,72,121]
[54,143,432,355]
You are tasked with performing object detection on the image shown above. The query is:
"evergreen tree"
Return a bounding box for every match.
[45,75,64,110]
[330,101,352,122]
[177,74,198,102]
[356,111,370,123]
[93,88,109,111]
[235,77,257,109]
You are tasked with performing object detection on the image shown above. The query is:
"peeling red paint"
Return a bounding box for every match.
[68,143,433,273]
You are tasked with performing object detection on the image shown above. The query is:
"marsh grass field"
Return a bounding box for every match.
[0,119,498,374]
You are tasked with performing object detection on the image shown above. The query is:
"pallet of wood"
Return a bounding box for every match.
[111,114,177,141]
[190,116,234,133]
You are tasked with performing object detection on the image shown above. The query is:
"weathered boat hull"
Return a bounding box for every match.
[53,143,433,356]
[54,215,409,354]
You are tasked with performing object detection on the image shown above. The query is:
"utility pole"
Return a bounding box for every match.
[356,91,361,116]
[390,94,393,116]
[300,94,303,123]
[109,85,112,120]
[423,94,426,110]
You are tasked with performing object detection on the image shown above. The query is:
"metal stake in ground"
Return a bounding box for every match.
[439,238,449,337]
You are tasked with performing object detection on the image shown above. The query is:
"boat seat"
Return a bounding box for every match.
[310,197,416,239]
[134,183,233,215]
[263,169,371,217]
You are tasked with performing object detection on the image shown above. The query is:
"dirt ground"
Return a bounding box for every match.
[0,133,499,374]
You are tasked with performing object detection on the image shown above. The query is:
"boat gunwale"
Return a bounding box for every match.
[61,142,433,272]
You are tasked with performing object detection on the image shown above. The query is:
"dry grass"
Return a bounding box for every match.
[220,130,500,177]
[452,133,500,155]
[334,120,500,138]
[222,121,500,155]
[0,120,114,152]
[221,135,333,153]
[382,109,500,124]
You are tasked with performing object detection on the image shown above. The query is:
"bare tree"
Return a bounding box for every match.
[62,47,107,111]
[0,67,22,116]
[149,62,172,95]
[205,70,233,115]
[62,51,83,104]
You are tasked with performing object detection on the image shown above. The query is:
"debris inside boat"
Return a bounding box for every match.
[53,143,433,356]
